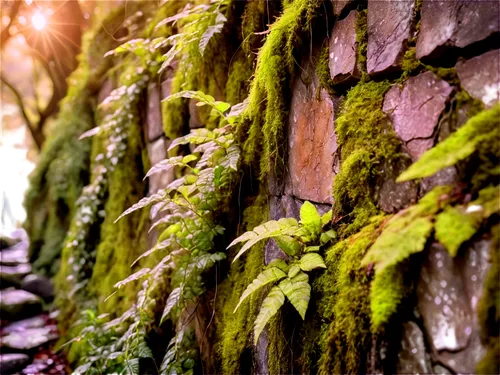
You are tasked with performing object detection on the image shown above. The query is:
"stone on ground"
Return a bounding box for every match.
[1,326,59,352]
[0,289,42,320]
[21,275,54,300]
[0,264,32,288]
[0,353,30,374]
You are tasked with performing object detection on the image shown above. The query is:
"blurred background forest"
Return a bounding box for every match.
[0,0,122,231]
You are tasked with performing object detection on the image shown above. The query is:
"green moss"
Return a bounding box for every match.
[241,0,324,178]
[355,9,368,79]
[88,117,150,316]
[162,68,190,141]
[369,264,405,333]
[332,80,402,235]
[316,44,336,95]
[400,47,421,77]
[267,312,291,375]
[217,191,267,375]
[317,216,385,374]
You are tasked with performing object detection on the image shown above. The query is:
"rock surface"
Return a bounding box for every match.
[330,0,350,16]
[147,137,174,195]
[146,83,164,141]
[396,321,433,374]
[329,10,360,85]
[21,275,54,300]
[0,264,32,287]
[1,316,46,334]
[0,246,29,266]
[383,71,453,161]
[0,353,30,374]
[1,326,59,351]
[417,244,472,353]
[416,0,500,60]
[456,49,500,108]
[367,0,414,75]
[0,289,42,320]
[286,62,338,204]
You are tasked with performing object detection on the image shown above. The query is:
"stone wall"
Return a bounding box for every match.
[139,1,499,372]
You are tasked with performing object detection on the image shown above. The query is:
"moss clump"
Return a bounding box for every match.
[217,192,267,375]
[355,9,368,78]
[88,116,150,316]
[241,0,324,178]
[317,216,385,374]
[316,43,336,95]
[477,225,500,374]
[332,80,402,235]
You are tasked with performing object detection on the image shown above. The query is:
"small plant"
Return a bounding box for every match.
[228,201,334,343]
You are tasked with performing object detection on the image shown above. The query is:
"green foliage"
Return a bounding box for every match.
[435,206,481,257]
[332,80,401,235]
[230,203,332,343]
[398,105,500,182]
[362,217,433,272]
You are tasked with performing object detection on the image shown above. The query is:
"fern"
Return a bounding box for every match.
[361,216,433,272]
[254,286,285,345]
[232,202,333,343]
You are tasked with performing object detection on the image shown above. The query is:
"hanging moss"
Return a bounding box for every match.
[332,80,402,235]
[355,9,368,78]
[88,116,150,316]
[241,0,324,178]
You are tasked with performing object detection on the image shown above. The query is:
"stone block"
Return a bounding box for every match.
[456,49,500,108]
[286,62,339,204]
[147,137,174,195]
[416,0,500,60]
[329,10,360,85]
[330,0,350,16]
[367,0,414,75]
[146,83,164,141]
[97,78,113,104]
[383,71,454,161]
[396,321,433,374]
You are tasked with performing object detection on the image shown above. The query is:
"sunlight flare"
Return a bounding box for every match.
[31,12,46,31]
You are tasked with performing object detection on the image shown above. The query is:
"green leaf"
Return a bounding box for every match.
[304,245,320,252]
[362,217,434,272]
[274,235,302,256]
[266,259,290,273]
[144,156,184,179]
[288,264,300,278]
[320,229,337,245]
[397,105,500,182]
[114,268,151,289]
[299,253,326,271]
[278,272,311,319]
[199,13,227,56]
[234,267,287,312]
[321,209,333,226]
[115,191,166,222]
[254,286,285,344]
[300,201,321,236]
[435,206,480,257]
[228,220,299,263]
[161,285,183,323]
